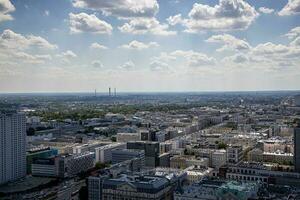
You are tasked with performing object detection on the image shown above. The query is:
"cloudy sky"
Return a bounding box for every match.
[0,0,300,93]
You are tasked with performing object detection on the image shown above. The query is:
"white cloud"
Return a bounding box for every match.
[149,60,170,71]
[119,60,135,70]
[252,42,290,55]
[61,50,77,58]
[170,50,216,67]
[119,17,176,36]
[72,0,159,19]
[285,26,300,39]
[120,40,159,50]
[69,12,113,34]
[167,14,183,26]
[56,50,77,63]
[0,0,15,23]
[222,53,249,63]
[0,29,57,50]
[206,34,251,52]
[278,0,300,16]
[259,7,274,14]
[291,37,300,46]
[90,42,108,49]
[168,0,259,32]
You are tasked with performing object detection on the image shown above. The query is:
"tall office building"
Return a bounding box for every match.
[127,141,160,167]
[295,95,300,107]
[0,113,26,185]
[294,124,300,173]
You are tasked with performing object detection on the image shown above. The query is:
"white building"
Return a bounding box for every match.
[95,143,126,163]
[0,113,26,185]
[211,150,226,169]
[72,141,109,154]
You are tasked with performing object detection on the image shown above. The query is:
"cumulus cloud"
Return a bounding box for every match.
[72,0,159,19]
[120,40,159,50]
[285,26,300,39]
[206,34,251,52]
[290,37,300,46]
[149,60,170,71]
[252,42,290,56]
[119,60,135,70]
[223,53,249,63]
[69,12,113,34]
[90,42,108,49]
[0,29,57,65]
[258,7,274,14]
[170,50,216,67]
[119,17,176,36]
[167,14,183,26]
[56,50,77,63]
[61,50,77,58]
[278,0,300,16]
[168,0,259,32]
[0,0,15,23]
[0,29,57,50]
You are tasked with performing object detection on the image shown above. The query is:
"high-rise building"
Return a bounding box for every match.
[127,141,160,167]
[294,95,300,107]
[0,113,26,185]
[294,124,300,172]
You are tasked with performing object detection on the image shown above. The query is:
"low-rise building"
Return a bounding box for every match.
[95,143,126,163]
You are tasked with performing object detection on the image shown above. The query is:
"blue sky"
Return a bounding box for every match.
[0,0,300,92]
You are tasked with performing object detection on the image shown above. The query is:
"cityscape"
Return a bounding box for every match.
[1,0,300,200]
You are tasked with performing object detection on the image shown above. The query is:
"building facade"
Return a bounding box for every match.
[294,125,300,172]
[0,113,26,185]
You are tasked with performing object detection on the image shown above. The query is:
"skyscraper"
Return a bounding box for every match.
[0,113,26,185]
[294,123,300,173]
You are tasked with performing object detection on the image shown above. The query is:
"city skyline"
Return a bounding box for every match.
[1,0,300,92]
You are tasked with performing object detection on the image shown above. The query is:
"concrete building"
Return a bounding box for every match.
[223,162,300,186]
[63,152,95,177]
[294,124,300,172]
[111,148,145,169]
[116,132,141,142]
[95,143,126,163]
[211,150,227,169]
[127,141,160,167]
[31,157,58,177]
[26,147,58,174]
[174,180,259,200]
[72,141,108,154]
[294,95,300,106]
[101,175,172,200]
[0,113,26,185]
[170,156,209,169]
[227,145,243,165]
[32,152,94,178]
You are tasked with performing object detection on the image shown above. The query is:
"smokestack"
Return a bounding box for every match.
[114,88,116,97]
[95,89,97,97]
[109,87,111,97]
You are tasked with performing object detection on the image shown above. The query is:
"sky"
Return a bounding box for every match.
[0,0,300,93]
